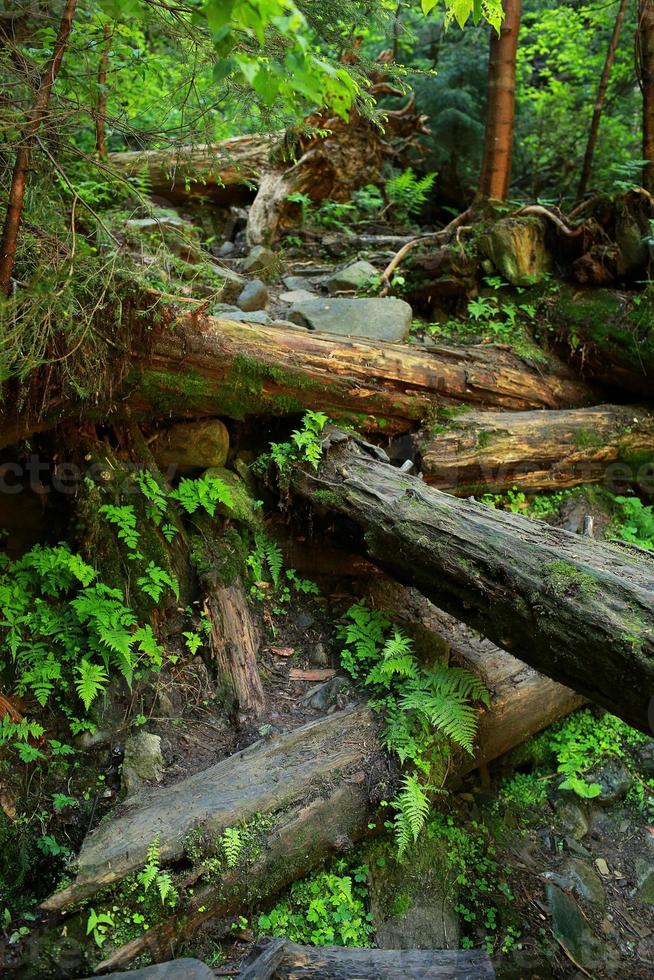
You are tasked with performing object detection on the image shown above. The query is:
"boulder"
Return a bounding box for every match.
[122,732,163,796]
[585,759,633,806]
[209,263,245,301]
[237,278,268,312]
[279,289,318,304]
[202,467,262,529]
[288,297,413,343]
[151,419,229,474]
[241,244,276,274]
[481,216,552,285]
[125,209,201,263]
[323,259,378,294]
[284,274,317,290]
[546,883,604,971]
[210,303,272,323]
[83,958,214,980]
[542,857,605,907]
[217,240,235,257]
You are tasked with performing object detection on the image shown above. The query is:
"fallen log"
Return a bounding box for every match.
[291,430,654,732]
[0,314,594,449]
[108,135,278,204]
[418,404,654,495]
[238,937,495,979]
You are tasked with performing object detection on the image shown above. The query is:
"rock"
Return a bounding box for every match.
[323,259,378,294]
[481,216,552,285]
[634,859,654,904]
[289,297,413,343]
[82,958,215,980]
[122,732,163,795]
[546,883,604,970]
[237,278,268,312]
[151,419,229,474]
[551,796,589,840]
[633,739,654,777]
[202,467,262,528]
[125,210,200,262]
[586,759,633,806]
[210,303,272,324]
[241,245,276,274]
[308,642,329,667]
[209,263,245,301]
[217,241,235,257]
[279,288,318,304]
[284,274,316,290]
[562,857,606,906]
[301,675,350,711]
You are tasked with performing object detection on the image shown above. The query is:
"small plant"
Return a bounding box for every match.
[221,826,243,868]
[87,908,115,947]
[170,473,234,517]
[384,168,436,223]
[257,863,373,947]
[137,836,177,906]
[339,602,488,855]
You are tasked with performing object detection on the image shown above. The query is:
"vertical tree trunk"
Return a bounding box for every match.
[95,22,111,159]
[0,0,77,297]
[638,0,654,192]
[578,0,629,199]
[478,0,521,202]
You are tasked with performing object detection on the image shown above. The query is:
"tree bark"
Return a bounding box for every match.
[239,938,495,980]
[418,404,654,495]
[0,313,593,449]
[95,22,111,159]
[0,0,77,296]
[638,0,654,193]
[478,0,522,202]
[203,576,267,722]
[291,430,654,732]
[578,0,629,199]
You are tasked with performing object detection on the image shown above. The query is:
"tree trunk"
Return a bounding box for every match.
[203,576,267,722]
[478,0,521,202]
[0,312,593,449]
[239,938,495,980]
[418,404,654,495]
[0,0,77,296]
[291,430,654,732]
[578,0,629,199]
[639,0,654,193]
[95,22,111,159]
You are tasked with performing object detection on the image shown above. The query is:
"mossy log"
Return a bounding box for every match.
[418,404,654,495]
[0,314,594,449]
[291,430,654,732]
[108,135,277,204]
[541,284,654,398]
[238,937,495,979]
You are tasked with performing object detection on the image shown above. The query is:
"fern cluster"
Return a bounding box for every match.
[0,545,167,756]
[384,168,437,224]
[257,410,329,479]
[339,602,489,857]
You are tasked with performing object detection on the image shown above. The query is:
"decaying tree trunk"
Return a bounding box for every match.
[239,937,495,979]
[203,577,266,721]
[0,312,593,449]
[108,134,279,204]
[478,0,522,201]
[291,430,654,732]
[638,0,654,193]
[418,404,654,495]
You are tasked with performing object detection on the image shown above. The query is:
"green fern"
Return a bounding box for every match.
[248,533,284,588]
[221,826,243,868]
[392,774,432,859]
[98,504,140,551]
[136,561,179,603]
[170,474,233,517]
[75,660,109,711]
[385,168,436,223]
[135,470,168,526]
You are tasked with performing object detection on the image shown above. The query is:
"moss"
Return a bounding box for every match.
[544,560,599,600]
[312,489,343,508]
[573,429,604,450]
[132,368,212,414]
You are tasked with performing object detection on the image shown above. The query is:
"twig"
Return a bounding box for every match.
[511,204,586,238]
[379,207,473,295]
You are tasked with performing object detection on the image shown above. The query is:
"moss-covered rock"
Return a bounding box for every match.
[151,419,230,474]
[481,216,552,285]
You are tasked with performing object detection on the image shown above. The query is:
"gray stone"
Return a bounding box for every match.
[546,883,604,971]
[83,958,215,980]
[302,675,350,711]
[308,642,329,668]
[217,240,235,257]
[586,759,633,806]
[289,297,413,343]
[209,263,245,301]
[269,318,309,331]
[210,302,271,324]
[562,857,606,906]
[122,732,163,796]
[634,859,654,904]
[237,278,268,312]
[551,796,589,840]
[151,419,229,474]
[634,739,654,777]
[481,216,552,285]
[241,245,276,273]
[279,288,318,304]
[284,274,316,290]
[323,259,378,294]
[125,210,201,262]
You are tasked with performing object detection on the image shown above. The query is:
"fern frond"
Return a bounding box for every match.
[392,774,430,858]
[75,660,109,710]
